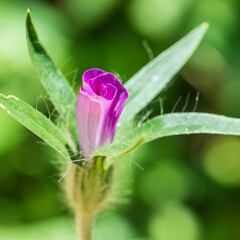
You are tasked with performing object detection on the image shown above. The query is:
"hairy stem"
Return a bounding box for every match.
[76,211,93,240]
[64,157,113,240]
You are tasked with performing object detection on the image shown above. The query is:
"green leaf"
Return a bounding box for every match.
[0,94,70,161]
[119,23,208,125]
[98,113,240,156]
[26,10,78,149]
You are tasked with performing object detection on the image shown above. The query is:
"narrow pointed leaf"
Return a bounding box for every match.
[26,10,78,146]
[98,113,240,156]
[119,23,208,125]
[0,94,70,161]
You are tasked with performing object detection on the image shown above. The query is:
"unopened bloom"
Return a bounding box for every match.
[76,68,128,157]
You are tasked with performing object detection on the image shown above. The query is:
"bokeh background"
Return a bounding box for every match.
[1,0,240,239]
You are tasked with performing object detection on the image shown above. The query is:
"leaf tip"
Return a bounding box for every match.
[26,8,38,43]
[201,22,209,31]
[26,8,31,20]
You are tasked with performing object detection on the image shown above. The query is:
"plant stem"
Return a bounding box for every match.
[65,159,113,240]
[76,211,93,240]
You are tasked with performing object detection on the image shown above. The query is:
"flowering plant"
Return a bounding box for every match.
[76,68,128,157]
[1,9,240,240]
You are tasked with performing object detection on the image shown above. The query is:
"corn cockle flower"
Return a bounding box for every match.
[76,68,128,157]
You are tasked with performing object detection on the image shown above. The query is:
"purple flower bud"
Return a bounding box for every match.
[76,68,128,157]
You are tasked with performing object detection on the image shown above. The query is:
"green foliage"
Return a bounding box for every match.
[1,10,240,163]
[1,1,240,239]
[0,94,70,161]
[26,10,78,148]
[98,113,240,156]
[120,23,208,125]
[1,10,211,160]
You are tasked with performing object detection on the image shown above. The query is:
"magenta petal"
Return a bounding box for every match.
[82,69,106,96]
[82,68,105,84]
[76,93,111,156]
[76,68,128,157]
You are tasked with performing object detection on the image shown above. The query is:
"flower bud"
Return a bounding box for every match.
[76,68,128,157]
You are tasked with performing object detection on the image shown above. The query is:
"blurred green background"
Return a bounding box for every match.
[1,0,240,239]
